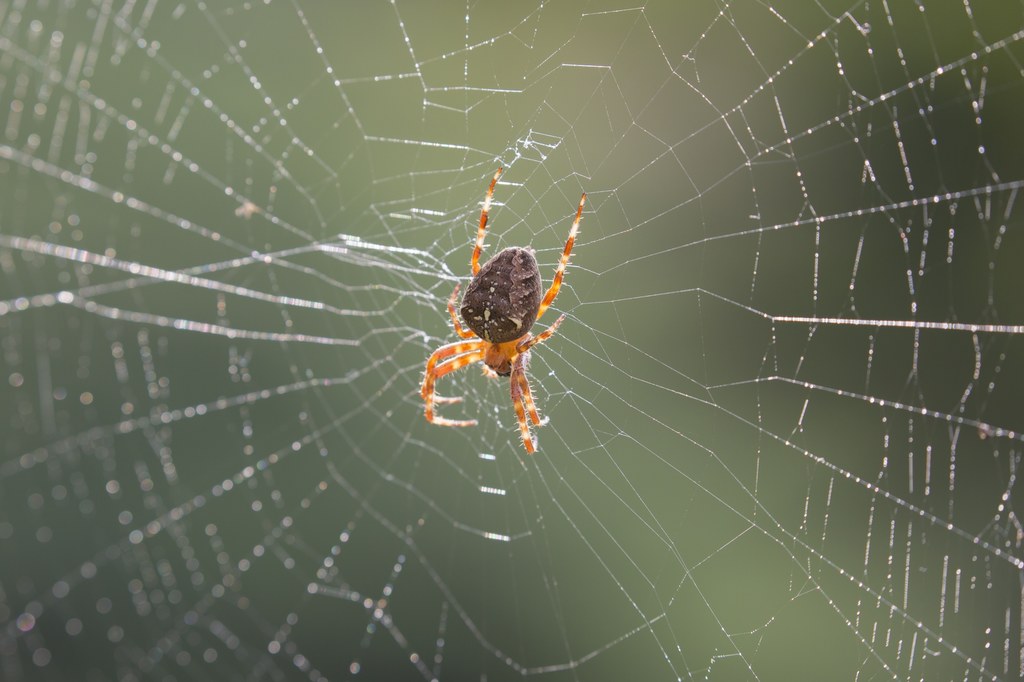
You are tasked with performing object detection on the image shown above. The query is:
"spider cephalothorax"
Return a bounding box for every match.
[421,167,585,453]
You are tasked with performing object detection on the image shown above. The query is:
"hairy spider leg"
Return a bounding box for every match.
[446,283,475,339]
[422,346,487,427]
[506,314,567,453]
[513,363,541,426]
[422,339,485,404]
[422,340,484,393]
[510,356,537,453]
[425,350,485,425]
[536,193,585,321]
[471,167,503,275]
[517,314,566,353]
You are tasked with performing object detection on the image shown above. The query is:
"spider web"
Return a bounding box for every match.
[1,1,1022,680]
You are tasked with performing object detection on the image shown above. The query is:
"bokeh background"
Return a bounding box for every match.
[2,1,1023,680]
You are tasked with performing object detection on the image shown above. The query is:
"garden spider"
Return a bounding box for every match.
[421,167,585,453]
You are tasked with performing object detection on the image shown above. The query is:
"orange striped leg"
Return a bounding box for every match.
[512,400,534,453]
[471,167,503,275]
[422,340,485,399]
[446,284,474,339]
[517,314,565,353]
[511,389,535,453]
[510,356,537,453]
[514,366,542,426]
[423,349,486,426]
[536,192,585,320]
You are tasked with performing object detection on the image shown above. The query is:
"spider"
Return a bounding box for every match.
[421,167,585,453]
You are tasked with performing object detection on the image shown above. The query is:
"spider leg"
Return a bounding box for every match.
[422,339,485,400]
[506,317,565,453]
[536,192,585,321]
[426,351,486,426]
[471,167,503,275]
[510,354,539,453]
[517,314,565,353]
[446,283,475,339]
[513,363,542,426]
[423,345,486,427]
[510,379,536,453]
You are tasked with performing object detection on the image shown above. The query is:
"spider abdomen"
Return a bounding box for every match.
[460,247,542,343]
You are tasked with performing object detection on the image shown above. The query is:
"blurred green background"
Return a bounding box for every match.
[1,1,1022,680]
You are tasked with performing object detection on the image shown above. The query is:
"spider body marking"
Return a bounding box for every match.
[460,246,542,349]
[421,167,585,453]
